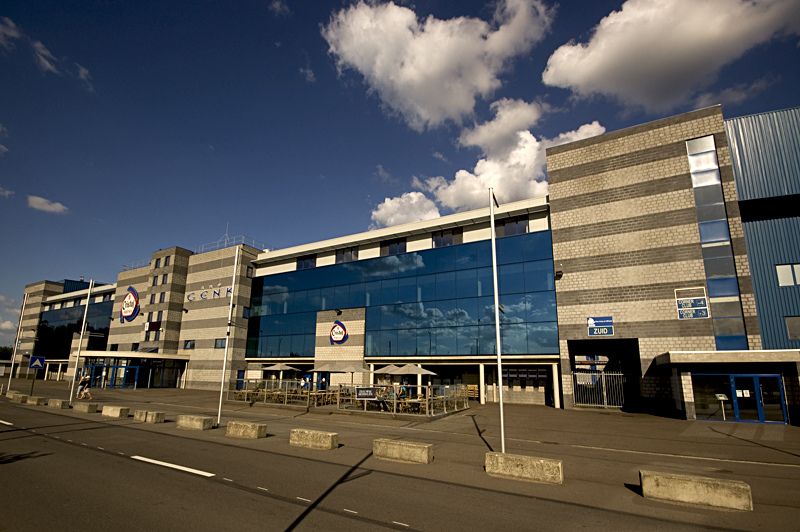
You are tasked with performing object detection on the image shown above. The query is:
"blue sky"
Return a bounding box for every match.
[1,0,799,345]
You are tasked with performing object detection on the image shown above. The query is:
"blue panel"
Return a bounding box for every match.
[715,335,749,351]
[698,220,731,243]
[707,277,740,297]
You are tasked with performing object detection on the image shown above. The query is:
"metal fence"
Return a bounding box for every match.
[573,371,625,408]
[227,379,469,417]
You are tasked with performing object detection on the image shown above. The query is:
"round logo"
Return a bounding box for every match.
[330,320,348,345]
[120,286,140,323]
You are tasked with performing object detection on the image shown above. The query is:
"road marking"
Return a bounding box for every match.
[296,497,311,503]
[67,439,72,443]
[131,455,216,477]
[572,444,800,469]
[97,447,104,450]
[81,443,88,446]
[343,509,358,515]
[257,486,269,492]
[0,419,13,426]
[118,452,125,456]
[223,478,233,482]
[392,521,410,527]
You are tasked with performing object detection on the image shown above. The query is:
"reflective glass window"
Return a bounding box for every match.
[296,254,316,270]
[435,328,457,355]
[499,293,528,325]
[436,272,456,300]
[696,203,727,222]
[164,256,170,267]
[704,256,737,278]
[364,281,381,306]
[417,274,436,302]
[397,329,417,356]
[527,291,557,322]
[432,228,463,248]
[476,267,494,297]
[498,263,525,295]
[455,269,478,298]
[380,238,406,256]
[398,277,416,303]
[154,258,161,268]
[699,220,730,243]
[715,335,748,351]
[501,323,527,354]
[527,322,559,352]
[707,277,740,297]
[335,246,359,264]
[694,185,724,206]
[380,279,399,304]
[457,327,481,355]
[522,231,553,261]
[524,260,555,292]
[497,235,525,264]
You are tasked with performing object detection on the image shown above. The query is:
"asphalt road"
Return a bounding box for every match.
[2,397,799,531]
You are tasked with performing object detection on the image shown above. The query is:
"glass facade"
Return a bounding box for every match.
[34,300,113,357]
[246,231,558,359]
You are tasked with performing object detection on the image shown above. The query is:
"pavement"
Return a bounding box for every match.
[2,377,800,530]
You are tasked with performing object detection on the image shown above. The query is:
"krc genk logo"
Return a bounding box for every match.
[120,286,140,323]
[329,320,348,345]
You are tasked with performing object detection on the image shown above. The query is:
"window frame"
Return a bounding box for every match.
[214,338,227,349]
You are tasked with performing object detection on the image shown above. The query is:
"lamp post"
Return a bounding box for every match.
[489,187,506,453]
[217,246,241,427]
[7,293,28,392]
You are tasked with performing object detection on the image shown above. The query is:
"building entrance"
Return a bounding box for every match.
[693,373,787,423]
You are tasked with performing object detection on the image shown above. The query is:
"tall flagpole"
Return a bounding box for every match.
[7,293,28,392]
[69,280,94,405]
[489,187,506,453]
[217,246,241,427]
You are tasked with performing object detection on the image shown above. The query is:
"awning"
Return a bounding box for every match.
[655,349,800,366]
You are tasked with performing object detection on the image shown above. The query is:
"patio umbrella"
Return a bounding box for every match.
[374,364,400,374]
[388,364,436,376]
[311,361,369,387]
[262,363,299,382]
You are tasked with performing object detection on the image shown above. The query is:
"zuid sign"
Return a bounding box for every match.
[587,316,614,337]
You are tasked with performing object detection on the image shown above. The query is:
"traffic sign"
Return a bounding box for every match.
[587,316,614,337]
[29,356,45,370]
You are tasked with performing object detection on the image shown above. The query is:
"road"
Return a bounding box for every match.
[1,394,799,530]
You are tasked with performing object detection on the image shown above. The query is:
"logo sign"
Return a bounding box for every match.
[29,355,46,370]
[120,286,141,323]
[587,316,614,337]
[330,320,349,345]
[356,387,378,400]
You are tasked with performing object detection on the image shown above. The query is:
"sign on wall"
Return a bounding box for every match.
[186,286,232,302]
[674,287,710,320]
[120,286,140,323]
[330,320,349,345]
[587,316,614,336]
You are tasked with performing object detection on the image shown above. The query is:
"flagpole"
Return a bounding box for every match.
[217,246,241,427]
[7,292,28,392]
[69,280,94,405]
[489,187,506,453]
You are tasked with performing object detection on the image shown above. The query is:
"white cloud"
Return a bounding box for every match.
[0,186,13,198]
[269,0,290,16]
[0,17,21,50]
[27,195,69,214]
[373,164,397,184]
[459,98,543,159]
[0,320,14,331]
[323,0,553,131]
[432,151,448,163]
[75,62,94,92]
[32,40,60,74]
[299,66,316,83]
[0,144,7,156]
[694,77,776,109]
[370,191,440,228]
[542,0,800,112]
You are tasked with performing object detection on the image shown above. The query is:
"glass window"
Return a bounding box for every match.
[380,238,406,256]
[102,293,112,302]
[152,276,158,286]
[132,343,139,352]
[242,306,250,319]
[527,322,559,352]
[144,330,150,342]
[159,292,166,303]
[777,264,795,286]
[696,203,727,222]
[397,328,417,356]
[786,317,800,340]
[699,220,730,244]
[246,265,254,278]
[432,228,463,248]
[715,335,748,350]
[701,243,733,260]
[154,330,161,341]
[164,256,170,267]
[296,254,316,270]
[498,263,525,295]
[435,272,456,300]
[496,215,528,237]
[526,291,557,322]
[110,344,118,351]
[501,323,527,354]
[694,185,724,206]
[162,273,168,284]
[335,246,359,264]
[157,310,163,321]
[707,277,740,298]
[524,260,555,292]
[149,293,156,304]
[690,169,721,188]
[497,234,525,264]
[713,317,746,336]
[154,258,161,269]
[704,256,736,278]
[183,339,195,349]
[214,338,226,349]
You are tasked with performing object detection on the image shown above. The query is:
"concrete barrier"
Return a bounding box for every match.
[145,411,165,424]
[639,470,753,511]
[485,452,563,484]
[25,396,47,406]
[102,406,130,419]
[226,420,268,439]
[177,415,214,430]
[373,438,433,464]
[11,394,29,403]
[134,409,148,422]
[73,402,99,414]
[6,390,21,398]
[47,398,70,409]
[289,428,338,450]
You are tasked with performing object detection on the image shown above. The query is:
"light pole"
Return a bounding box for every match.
[489,187,506,453]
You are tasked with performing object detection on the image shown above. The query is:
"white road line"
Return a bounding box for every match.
[392,521,410,527]
[572,444,800,468]
[117,452,125,456]
[131,455,216,477]
[296,497,311,503]
[0,419,13,426]
[66,439,72,443]
[97,447,104,450]
[257,487,269,492]
[343,509,358,515]
[223,478,233,482]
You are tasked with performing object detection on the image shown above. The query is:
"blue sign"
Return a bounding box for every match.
[587,316,614,337]
[678,308,709,319]
[677,297,708,309]
[29,355,46,370]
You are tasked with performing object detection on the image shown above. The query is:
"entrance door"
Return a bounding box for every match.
[733,376,759,421]
[758,376,787,423]
[732,375,786,423]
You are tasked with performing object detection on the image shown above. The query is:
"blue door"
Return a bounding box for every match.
[731,375,787,423]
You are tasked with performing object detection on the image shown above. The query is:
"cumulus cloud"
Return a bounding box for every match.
[27,195,69,214]
[370,191,440,228]
[0,186,13,198]
[459,99,543,159]
[268,0,290,16]
[32,40,60,74]
[0,17,21,50]
[432,151,449,163]
[323,0,553,131]
[542,0,800,112]
[0,320,14,331]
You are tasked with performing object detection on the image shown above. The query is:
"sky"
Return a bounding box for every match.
[1,0,799,346]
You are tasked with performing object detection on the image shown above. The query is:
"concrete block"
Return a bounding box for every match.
[6,390,21,398]
[639,470,753,511]
[289,428,338,450]
[134,409,148,422]
[485,452,563,484]
[176,415,214,430]
[102,406,130,419]
[145,411,165,424]
[26,396,47,406]
[373,438,433,464]
[47,399,70,409]
[73,402,99,414]
[226,420,268,439]
[11,394,29,403]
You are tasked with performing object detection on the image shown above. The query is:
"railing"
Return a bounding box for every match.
[227,379,469,417]
[573,371,625,408]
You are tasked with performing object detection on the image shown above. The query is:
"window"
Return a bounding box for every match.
[149,293,156,304]
[162,273,168,285]
[102,293,112,302]
[144,330,150,342]
[336,246,359,264]
[242,306,251,319]
[380,238,406,256]
[246,265,254,278]
[159,292,166,303]
[214,338,226,349]
[110,344,118,351]
[183,340,195,350]
[433,228,463,248]
[157,310,163,322]
[296,254,316,270]
[147,311,153,322]
[45,304,52,311]
[154,329,161,341]
[164,255,171,267]
[787,317,800,340]
[152,276,158,286]
[132,342,139,352]
[777,264,800,287]
[496,215,528,237]
[154,258,161,269]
